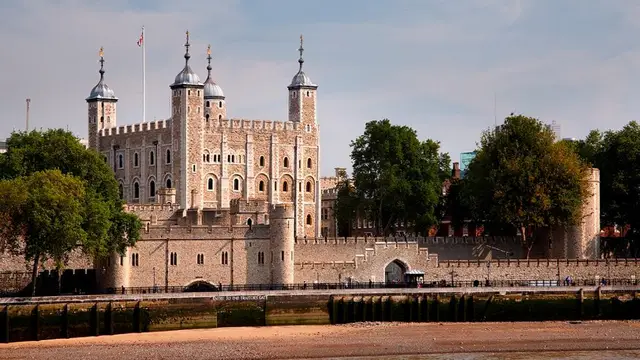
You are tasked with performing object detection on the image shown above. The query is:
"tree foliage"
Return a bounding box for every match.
[0,170,87,295]
[348,119,450,236]
[463,115,589,256]
[587,122,640,239]
[0,129,141,294]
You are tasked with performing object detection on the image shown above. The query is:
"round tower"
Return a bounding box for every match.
[203,44,226,122]
[270,204,295,284]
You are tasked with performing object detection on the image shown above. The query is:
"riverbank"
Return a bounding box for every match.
[1,321,640,359]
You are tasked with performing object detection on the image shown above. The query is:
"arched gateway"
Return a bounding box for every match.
[384,259,407,283]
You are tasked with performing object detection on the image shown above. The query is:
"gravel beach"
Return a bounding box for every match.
[1,321,640,359]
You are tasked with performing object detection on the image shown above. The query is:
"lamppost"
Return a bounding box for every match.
[486,261,491,287]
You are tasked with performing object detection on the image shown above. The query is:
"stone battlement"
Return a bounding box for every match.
[295,260,358,269]
[437,258,640,268]
[204,118,301,133]
[294,236,520,246]
[271,203,295,219]
[141,223,271,239]
[99,119,172,137]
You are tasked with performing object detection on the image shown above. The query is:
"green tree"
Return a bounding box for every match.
[0,129,141,294]
[591,122,640,244]
[334,177,358,237]
[349,119,449,236]
[0,170,87,296]
[464,115,589,257]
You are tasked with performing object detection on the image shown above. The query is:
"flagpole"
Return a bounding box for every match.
[142,25,146,123]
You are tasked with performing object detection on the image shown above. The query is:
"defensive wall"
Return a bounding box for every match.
[1,286,640,343]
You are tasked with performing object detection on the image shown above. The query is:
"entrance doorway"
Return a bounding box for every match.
[384,259,407,283]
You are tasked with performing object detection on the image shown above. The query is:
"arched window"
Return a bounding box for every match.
[218,114,222,120]
[247,218,252,227]
[206,101,210,108]
[307,158,312,168]
[227,154,231,162]
[259,181,264,192]
[282,181,288,192]
[203,150,210,163]
[259,156,265,167]
[306,181,312,192]
[134,153,139,167]
[306,214,312,225]
[149,180,156,197]
[118,183,123,199]
[219,101,223,108]
[166,178,172,189]
[118,154,123,169]
[283,157,289,168]
[133,182,140,199]
[100,116,104,126]
[166,149,171,164]
[231,155,235,163]
[150,151,155,165]
[208,178,214,191]
[205,114,210,123]
[233,178,239,191]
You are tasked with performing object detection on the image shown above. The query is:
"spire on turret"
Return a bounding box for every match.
[99,46,105,80]
[184,30,191,64]
[171,30,202,87]
[203,44,224,99]
[86,46,117,101]
[206,44,212,76]
[288,34,316,89]
[298,34,304,71]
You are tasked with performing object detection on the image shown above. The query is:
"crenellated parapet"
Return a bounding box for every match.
[293,235,520,246]
[141,223,271,239]
[125,203,181,223]
[203,118,301,134]
[99,119,172,137]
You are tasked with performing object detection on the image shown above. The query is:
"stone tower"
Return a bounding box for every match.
[287,35,321,238]
[567,168,601,259]
[269,204,295,284]
[170,31,205,210]
[203,44,226,122]
[86,47,118,151]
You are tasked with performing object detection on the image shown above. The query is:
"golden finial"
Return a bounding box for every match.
[99,47,104,58]
[186,30,190,42]
[207,44,211,55]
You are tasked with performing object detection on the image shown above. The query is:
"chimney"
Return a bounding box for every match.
[452,162,461,179]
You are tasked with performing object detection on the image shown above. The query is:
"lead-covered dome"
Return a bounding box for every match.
[86,49,118,101]
[172,65,202,87]
[171,31,203,88]
[204,78,224,98]
[287,35,317,90]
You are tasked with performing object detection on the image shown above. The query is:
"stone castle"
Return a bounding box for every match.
[1,33,627,292]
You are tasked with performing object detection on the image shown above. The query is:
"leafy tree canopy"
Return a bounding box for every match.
[585,121,640,237]
[0,129,140,291]
[348,119,450,235]
[463,115,589,255]
[0,170,87,295]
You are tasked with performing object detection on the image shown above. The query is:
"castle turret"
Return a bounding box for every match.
[566,168,601,259]
[170,31,205,210]
[270,204,295,284]
[203,44,226,122]
[288,35,317,125]
[86,47,118,150]
[287,35,321,239]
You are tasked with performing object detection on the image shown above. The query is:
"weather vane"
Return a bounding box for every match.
[207,44,211,55]
[99,47,104,58]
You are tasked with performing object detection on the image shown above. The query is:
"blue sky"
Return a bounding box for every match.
[1,0,640,176]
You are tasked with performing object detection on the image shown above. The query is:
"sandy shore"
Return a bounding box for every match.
[1,321,640,359]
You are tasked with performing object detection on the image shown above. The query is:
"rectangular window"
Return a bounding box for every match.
[197,253,205,265]
[170,252,178,266]
[281,251,285,262]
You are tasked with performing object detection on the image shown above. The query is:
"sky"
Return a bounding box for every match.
[2,0,640,176]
